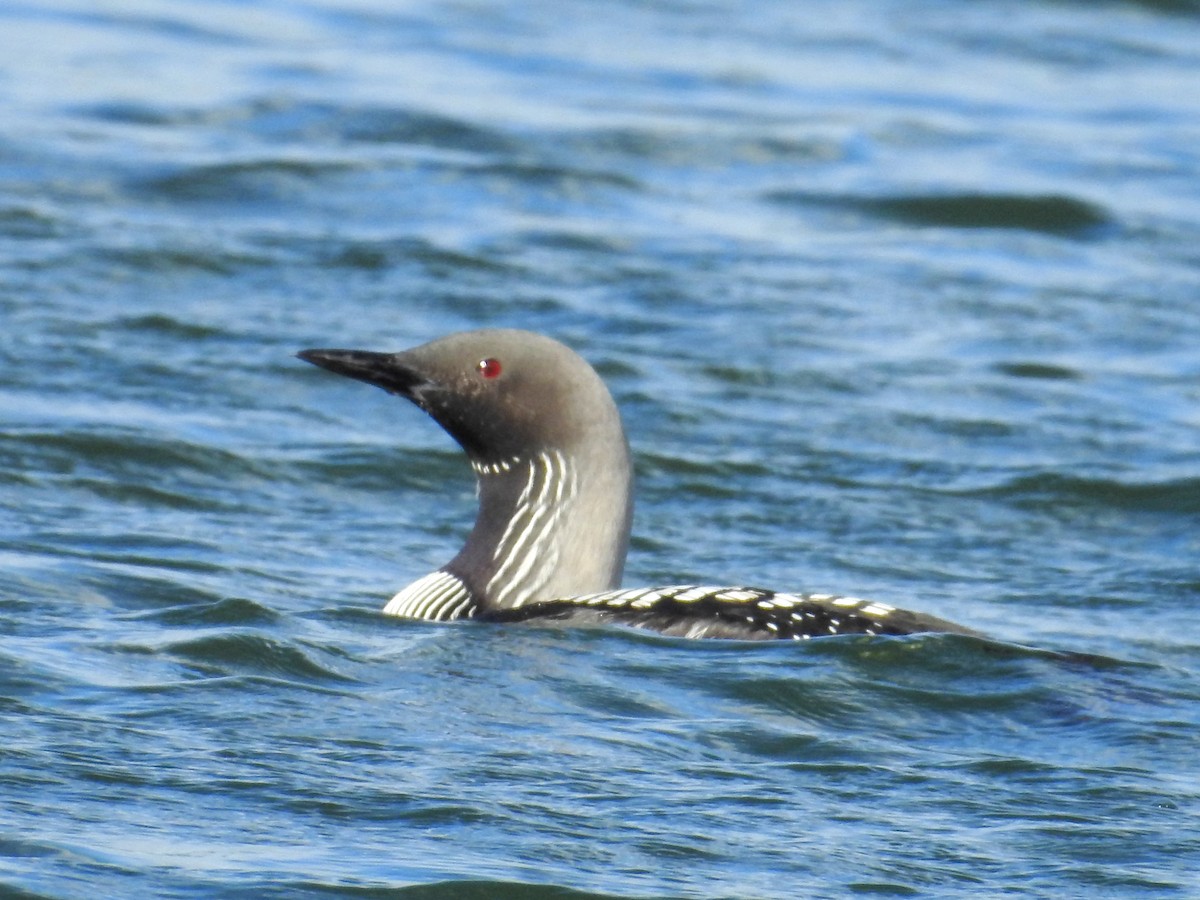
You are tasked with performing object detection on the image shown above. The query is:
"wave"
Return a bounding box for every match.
[975,472,1200,514]
[766,189,1112,238]
[159,631,358,684]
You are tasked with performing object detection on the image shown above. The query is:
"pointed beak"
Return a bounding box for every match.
[297,348,432,400]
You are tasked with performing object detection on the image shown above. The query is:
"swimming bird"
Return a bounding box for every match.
[299,329,977,640]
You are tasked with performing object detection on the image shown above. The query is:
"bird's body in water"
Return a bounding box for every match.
[299,329,979,641]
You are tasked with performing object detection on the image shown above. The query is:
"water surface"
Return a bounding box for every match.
[2,1,1199,897]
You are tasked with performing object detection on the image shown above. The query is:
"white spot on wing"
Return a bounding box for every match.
[831,596,865,607]
[718,589,763,603]
[674,585,721,603]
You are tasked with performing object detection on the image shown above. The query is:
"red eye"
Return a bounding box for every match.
[477,358,502,379]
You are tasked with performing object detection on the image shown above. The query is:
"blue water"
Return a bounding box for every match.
[3,1,1200,897]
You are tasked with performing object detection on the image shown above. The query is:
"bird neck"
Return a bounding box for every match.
[445,440,633,611]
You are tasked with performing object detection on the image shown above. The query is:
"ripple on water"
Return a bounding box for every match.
[139,595,283,628]
[765,189,1113,238]
[159,632,358,684]
[111,313,233,341]
[80,96,525,159]
[279,234,520,274]
[7,429,264,500]
[977,473,1200,515]
[0,204,70,239]
[992,361,1083,380]
[133,158,363,205]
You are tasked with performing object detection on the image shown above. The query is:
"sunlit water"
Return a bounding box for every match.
[3,1,1199,897]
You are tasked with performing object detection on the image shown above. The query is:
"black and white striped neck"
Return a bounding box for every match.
[386,446,629,618]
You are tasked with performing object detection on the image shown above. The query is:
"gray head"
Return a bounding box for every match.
[300,330,622,464]
[299,329,634,607]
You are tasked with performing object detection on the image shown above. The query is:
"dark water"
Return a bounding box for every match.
[3,1,1200,897]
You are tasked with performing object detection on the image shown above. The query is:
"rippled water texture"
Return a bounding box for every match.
[2,1,1199,897]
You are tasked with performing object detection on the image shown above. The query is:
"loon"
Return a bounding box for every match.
[298,329,978,640]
